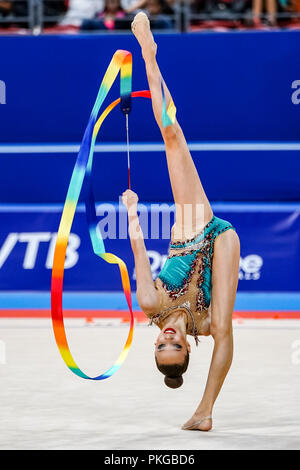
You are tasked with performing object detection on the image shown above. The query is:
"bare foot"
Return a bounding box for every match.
[182,414,213,432]
[131,12,157,61]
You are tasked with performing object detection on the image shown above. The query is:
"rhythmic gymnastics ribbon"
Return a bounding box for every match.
[51,49,176,380]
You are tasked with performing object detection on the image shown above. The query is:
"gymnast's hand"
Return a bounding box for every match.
[122,189,139,213]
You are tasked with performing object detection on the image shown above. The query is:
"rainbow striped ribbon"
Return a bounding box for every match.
[51,49,176,380]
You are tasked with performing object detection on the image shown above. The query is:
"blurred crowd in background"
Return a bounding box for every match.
[0,0,300,32]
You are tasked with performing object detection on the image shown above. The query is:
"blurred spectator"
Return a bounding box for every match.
[277,0,300,27]
[0,1,24,29]
[10,1,67,28]
[1,0,298,32]
[80,0,174,31]
[278,0,300,13]
[0,1,12,18]
[188,0,292,28]
[252,0,277,25]
[61,0,137,26]
[146,0,174,28]
[126,0,175,14]
[3,1,29,28]
[81,0,127,30]
[61,0,104,27]
[44,1,68,19]
[191,0,248,17]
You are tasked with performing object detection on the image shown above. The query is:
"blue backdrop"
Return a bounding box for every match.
[0,204,299,292]
[0,146,299,202]
[1,31,300,143]
[1,31,300,203]
[0,32,299,295]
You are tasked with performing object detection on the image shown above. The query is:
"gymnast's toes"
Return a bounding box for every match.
[131,12,150,35]
[131,13,157,60]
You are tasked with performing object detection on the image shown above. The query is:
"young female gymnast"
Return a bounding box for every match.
[122,12,240,432]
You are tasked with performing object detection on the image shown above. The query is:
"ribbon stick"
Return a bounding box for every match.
[51,49,176,381]
[51,49,150,380]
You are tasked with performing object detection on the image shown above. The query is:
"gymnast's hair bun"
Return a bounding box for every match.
[164,375,183,389]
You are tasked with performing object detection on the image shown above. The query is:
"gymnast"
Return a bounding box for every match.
[122,12,240,432]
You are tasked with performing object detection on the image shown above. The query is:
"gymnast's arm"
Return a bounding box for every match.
[122,189,160,313]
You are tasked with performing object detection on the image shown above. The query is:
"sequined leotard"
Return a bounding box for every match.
[146,215,235,343]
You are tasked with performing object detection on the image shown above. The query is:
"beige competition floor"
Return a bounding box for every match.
[0,318,299,450]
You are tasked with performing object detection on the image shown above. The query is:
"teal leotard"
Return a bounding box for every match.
[157,215,235,311]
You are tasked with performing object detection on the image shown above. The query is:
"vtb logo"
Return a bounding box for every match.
[0,80,6,104]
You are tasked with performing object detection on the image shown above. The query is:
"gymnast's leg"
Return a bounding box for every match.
[132,13,213,239]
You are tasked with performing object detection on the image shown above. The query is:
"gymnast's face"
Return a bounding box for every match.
[155,327,191,365]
